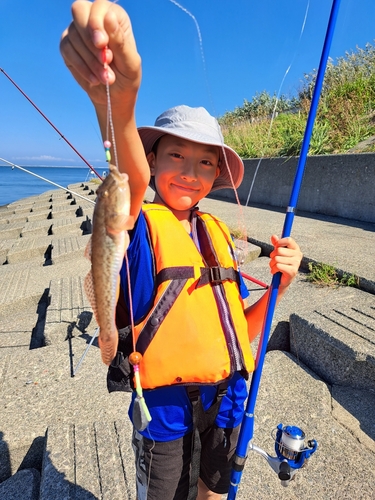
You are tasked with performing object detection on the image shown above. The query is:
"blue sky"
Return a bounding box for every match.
[1,0,374,169]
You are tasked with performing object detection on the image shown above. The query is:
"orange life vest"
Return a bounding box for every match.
[132,204,255,390]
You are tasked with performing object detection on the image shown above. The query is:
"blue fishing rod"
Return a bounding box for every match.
[227,0,341,497]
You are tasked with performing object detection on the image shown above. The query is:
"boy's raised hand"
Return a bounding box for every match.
[60,0,141,108]
[269,235,303,290]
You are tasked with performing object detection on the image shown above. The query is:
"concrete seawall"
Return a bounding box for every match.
[0,183,374,499]
[212,153,375,223]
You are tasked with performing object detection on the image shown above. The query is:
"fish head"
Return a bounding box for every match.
[95,165,134,233]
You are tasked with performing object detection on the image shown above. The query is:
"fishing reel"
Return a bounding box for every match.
[249,423,318,487]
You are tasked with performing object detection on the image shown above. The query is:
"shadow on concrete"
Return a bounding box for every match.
[0,431,11,483]
[283,352,375,447]
[66,312,98,377]
[41,450,99,499]
[331,387,375,444]
[30,289,49,349]
[18,436,45,474]
[267,321,290,352]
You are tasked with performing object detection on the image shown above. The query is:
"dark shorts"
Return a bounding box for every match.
[132,424,240,500]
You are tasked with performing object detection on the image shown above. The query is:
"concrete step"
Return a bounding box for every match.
[51,234,91,264]
[34,351,375,500]
[50,216,91,236]
[0,221,25,239]
[26,210,51,222]
[0,212,29,224]
[51,206,81,219]
[40,420,135,500]
[1,233,90,266]
[235,351,375,499]
[0,257,90,319]
[0,334,130,483]
[45,275,94,344]
[0,238,18,264]
[290,286,375,391]
[6,236,52,264]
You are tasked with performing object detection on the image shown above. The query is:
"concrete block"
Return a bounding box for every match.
[3,213,28,224]
[0,221,24,239]
[12,205,33,215]
[73,424,102,498]
[30,202,51,211]
[41,421,134,500]
[94,421,131,498]
[289,290,375,391]
[50,234,91,264]
[51,198,75,208]
[50,216,89,236]
[45,276,93,343]
[26,211,51,222]
[51,190,71,200]
[50,205,78,217]
[233,351,375,499]
[0,267,39,314]
[21,219,53,237]
[6,236,52,264]
[0,238,17,264]
[39,425,75,500]
[331,385,375,454]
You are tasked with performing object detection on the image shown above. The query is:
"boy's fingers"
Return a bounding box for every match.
[61,25,102,86]
[70,1,106,53]
[271,235,299,249]
[103,7,142,83]
[84,0,140,85]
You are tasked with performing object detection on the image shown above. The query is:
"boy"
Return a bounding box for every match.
[60,2,303,499]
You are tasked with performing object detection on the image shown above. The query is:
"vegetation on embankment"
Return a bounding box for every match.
[220,42,375,158]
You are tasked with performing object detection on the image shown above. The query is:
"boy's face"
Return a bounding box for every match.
[148,135,220,212]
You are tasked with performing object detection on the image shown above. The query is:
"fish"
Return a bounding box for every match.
[84,164,134,366]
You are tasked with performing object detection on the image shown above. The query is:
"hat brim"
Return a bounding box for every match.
[137,126,244,192]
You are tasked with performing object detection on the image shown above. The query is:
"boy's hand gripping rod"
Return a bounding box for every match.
[227,0,341,498]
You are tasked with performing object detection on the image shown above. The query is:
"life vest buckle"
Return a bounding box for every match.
[209,266,223,283]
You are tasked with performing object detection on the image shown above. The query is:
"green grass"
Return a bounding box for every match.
[220,42,375,158]
[306,262,359,288]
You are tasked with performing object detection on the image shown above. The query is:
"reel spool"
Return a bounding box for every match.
[276,425,306,461]
[249,422,318,486]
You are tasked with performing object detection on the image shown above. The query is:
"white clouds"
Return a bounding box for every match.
[13,155,75,162]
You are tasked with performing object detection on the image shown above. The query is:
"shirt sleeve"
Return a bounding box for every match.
[119,211,155,322]
[238,269,250,300]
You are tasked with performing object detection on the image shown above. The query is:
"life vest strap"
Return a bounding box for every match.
[155,265,240,287]
[156,266,195,286]
[186,380,230,500]
[198,266,240,286]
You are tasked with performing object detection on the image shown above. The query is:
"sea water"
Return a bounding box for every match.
[0,166,104,206]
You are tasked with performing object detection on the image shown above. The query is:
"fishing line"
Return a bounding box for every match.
[168,0,212,109]
[102,47,152,469]
[168,0,247,243]
[0,67,103,181]
[245,0,311,207]
[0,157,95,204]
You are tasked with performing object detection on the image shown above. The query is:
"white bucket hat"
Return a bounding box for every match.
[137,105,244,191]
